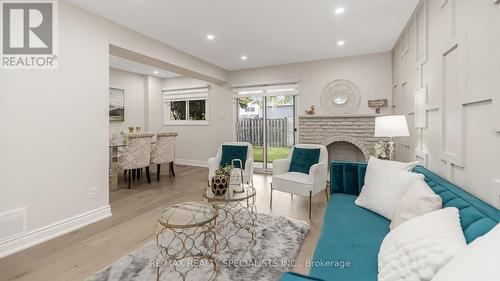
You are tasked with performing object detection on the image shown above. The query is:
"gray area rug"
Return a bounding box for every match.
[87,213,309,281]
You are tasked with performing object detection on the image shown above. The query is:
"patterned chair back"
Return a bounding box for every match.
[118,133,154,170]
[151,132,178,165]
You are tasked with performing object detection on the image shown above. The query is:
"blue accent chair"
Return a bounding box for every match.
[280,161,500,281]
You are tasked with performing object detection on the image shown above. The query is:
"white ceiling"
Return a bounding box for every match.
[69,0,419,71]
[109,55,180,78]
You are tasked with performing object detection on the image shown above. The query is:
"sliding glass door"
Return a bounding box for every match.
[235,95,296,171]
[265,95,295,169]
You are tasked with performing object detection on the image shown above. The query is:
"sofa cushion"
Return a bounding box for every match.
[355,165,424,219]
[389,178,442,230]
[378,207,466,281]
[310,193,390,281]
[289,147,320,174]
[272,172,313,197]
[220,144,247,169]
[274,172,312,185]
[432,223,500,281]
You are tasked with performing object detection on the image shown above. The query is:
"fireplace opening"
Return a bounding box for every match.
[327,141,366,163]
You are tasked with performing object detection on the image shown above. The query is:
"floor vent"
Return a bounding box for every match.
[0,208,27,242]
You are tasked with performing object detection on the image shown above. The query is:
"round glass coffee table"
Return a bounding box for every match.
[202,185,257,252]
[156,202,219,281]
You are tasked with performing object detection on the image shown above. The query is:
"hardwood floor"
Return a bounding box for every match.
[0,165,327,281]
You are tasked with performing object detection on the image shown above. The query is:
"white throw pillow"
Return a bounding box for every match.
[431,223,500,281]
[378,208,466,281]
[390,179,442,230]
[367,156,419,172]
[355,165,424,219]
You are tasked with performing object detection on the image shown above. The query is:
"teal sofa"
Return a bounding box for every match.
[280,161,500,281]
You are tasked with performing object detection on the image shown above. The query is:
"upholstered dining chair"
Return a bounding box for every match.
[118,133,154,188]
[151,132,178,181]
[208,142,254,186]
[270,144,328,219]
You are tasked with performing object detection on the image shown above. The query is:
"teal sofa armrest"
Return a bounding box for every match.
[329,161,367,196]
[280,272,326,281]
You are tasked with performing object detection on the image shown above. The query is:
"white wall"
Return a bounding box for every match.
[109,68,145,135]
[392,0,500,208]
[147,77,234,165]
[228,52,393,115]
[0,1,227,257]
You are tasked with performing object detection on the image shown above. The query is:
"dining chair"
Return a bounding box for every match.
[118,133,154,188]
[151,132,178,181]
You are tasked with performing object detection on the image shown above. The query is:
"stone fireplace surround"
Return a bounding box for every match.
[298,115,379,162]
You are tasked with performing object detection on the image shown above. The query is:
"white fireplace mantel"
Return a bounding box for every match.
[299,114,381,118]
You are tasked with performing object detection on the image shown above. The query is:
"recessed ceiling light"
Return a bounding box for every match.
[335,7,345,15]
[206,34,215,40]
[153,70,159,74]
[337,40,345,46]
[241,55,248,61]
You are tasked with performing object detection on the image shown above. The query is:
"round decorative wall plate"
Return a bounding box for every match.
[321,79,361,115]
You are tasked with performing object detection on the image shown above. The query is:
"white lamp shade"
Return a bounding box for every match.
[374,115,410,137]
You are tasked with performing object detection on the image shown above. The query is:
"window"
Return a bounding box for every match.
[170,101,187,120]
[163,86,209,125]
[188,100,206,120]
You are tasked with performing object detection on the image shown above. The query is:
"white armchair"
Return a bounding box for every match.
[270,144,328,219]
[208,142,254,185]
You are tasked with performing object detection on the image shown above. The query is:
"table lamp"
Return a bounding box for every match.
[374,115,409,160]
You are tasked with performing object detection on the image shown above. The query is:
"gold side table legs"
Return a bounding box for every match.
[155,202,219,281]
[203,185,257,253]
[213,195,257,252]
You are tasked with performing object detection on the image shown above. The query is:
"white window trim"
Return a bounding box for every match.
[162,86,210,126]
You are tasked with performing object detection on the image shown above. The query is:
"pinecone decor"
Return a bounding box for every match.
[211,169,229,196]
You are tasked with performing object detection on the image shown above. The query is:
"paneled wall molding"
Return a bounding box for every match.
[415,149,429,167]
[401,31,409,57]
[496,101,500,132]
[441,42,465,168]
[462,96,493,106]
[441,42,458,57]
[497,48,500,132]
[459,30,496,106]
[416,0,428,66]
[440,0,449,9]
[494,180,500,208]
[425,102,440,111]
[415,85,428,128]
[441,0,457,53]
[393,0,500,208]
[444,162,456,182]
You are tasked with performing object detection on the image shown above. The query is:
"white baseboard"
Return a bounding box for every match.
[174,158,208,167]
[0,205,112,258]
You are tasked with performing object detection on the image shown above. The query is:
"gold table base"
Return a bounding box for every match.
[204,185,257,252]
[155,202,219,281]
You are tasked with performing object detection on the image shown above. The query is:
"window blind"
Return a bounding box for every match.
[162,86,209,102]
[232,83,299,97]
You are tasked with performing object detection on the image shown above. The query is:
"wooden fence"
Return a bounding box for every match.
[236,118,288,147]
